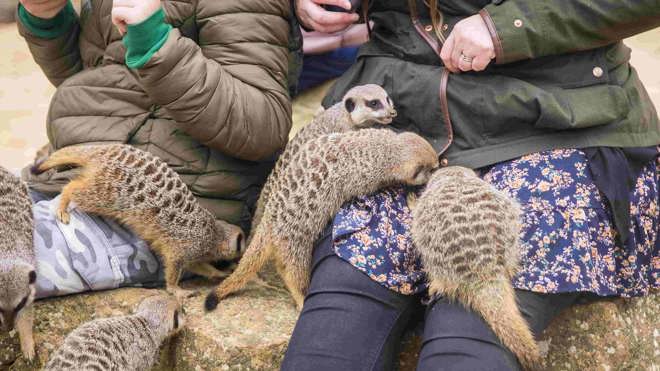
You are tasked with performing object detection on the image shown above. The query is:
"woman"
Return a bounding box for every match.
[283,0,660,370]
[16,0,295,297]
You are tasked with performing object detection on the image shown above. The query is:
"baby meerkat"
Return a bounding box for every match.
[43,294,182,371]
[205,129,439,311]
[252,84,396,230]
[34,144,245,298]
[0,167,37,361]
[411,167,540,370]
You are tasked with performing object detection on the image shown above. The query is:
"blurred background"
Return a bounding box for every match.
[0,2,659,174]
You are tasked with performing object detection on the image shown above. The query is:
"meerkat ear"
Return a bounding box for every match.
[28,271,36,284]
[344,98,356,113]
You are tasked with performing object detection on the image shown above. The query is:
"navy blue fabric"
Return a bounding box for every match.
[296,47,359,94]
[283,229,596,370]
[583,146,659,246]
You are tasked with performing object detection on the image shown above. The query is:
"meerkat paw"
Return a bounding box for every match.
[168,287,198,301]
[20,336,36,362]
[56,209,71,224]
[251,276,284,292]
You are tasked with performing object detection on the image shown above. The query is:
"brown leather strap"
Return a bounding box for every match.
[408,0,442,59]
[478,9,504,63]
[438,68,453,155]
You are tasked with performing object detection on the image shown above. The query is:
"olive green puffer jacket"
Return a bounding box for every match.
[19,0,294,231]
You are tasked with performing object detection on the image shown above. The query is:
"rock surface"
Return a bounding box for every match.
[1,268,657,371]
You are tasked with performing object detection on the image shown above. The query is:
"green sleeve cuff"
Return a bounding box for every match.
[18,1,76,40]
[123,8,172,69]
[480,2,534,64]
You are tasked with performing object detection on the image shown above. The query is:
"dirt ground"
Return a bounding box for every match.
[0,22,658,173]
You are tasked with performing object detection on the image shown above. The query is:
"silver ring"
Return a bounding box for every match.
[460,53,474,63]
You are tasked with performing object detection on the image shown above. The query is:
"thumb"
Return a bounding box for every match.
[111,7,134,26]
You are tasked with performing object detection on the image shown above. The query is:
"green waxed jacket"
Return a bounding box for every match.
[322,0,660,169]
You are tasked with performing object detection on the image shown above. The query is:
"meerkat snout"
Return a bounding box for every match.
[0,264,37,332]
[215,220,245,259]
[394,132,439,185]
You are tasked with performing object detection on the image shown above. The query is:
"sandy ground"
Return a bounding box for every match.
[0,22,658,174]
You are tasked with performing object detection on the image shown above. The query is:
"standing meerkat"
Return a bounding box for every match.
[205,129,439,311]
[0,167,37,361]
[411,167,540,370]
[34,144,244,298]
[43,294,182,371]
[252,84,396,231]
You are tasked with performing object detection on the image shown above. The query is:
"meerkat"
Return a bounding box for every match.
[411,166,540,370]
[205,129,439,311]
[0,167,37,361]
[43,294,182,371]
[252,84,396,231]
[33,144,244,298]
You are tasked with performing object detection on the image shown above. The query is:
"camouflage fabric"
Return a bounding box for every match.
[32,194,163,299]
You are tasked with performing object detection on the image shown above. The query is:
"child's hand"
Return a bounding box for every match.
[19,0,68,19]
[112,0,162,35]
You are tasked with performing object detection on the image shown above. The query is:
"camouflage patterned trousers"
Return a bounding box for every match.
[31,192,164,298]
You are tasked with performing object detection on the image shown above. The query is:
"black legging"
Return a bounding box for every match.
[281,230,597,371]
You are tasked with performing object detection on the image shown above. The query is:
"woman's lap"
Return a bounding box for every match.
[283,229,591,371]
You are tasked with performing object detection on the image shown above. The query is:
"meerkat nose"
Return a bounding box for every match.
[390,109,397,117]
[229,231,245,254]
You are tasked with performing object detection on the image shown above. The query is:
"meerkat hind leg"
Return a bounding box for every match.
[275,259,306,311]
[162,252,197,300]
[188,262,232,279]
[16,308,35,361]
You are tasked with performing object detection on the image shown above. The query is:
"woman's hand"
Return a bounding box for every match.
[440,14,495,73]
[295,0,359,33]
[111,0,162,35]
[19,0,68,19]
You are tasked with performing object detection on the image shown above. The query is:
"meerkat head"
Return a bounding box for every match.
[213,220,245,260]
[136,295,184,338]
[0,261,36,331]
[342,84,397,127]
[392,132,439,186]
[426,166,477,190]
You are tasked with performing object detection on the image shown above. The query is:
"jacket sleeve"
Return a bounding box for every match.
[135,1,292,162]
[17,2,82,86]
[479,0,660,64]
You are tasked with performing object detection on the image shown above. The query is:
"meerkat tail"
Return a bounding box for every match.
[32,145,98,175]
[465,281,541,370]
[204,229,272,311]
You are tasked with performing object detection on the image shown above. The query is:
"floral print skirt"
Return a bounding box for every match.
[332,149,659,298]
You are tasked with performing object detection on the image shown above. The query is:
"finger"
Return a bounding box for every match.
[116,21,127,35]
[440,33,457,73]
[471,55,491,72]
[307,2,359,27]
[308,18,355,33]
[451,42,464,73]
[458,54,473,72]
[311,0,352,10]
[111,7,135,26]
[112,0,135,7]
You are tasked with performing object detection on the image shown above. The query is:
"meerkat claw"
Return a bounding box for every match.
[56,209,70,224]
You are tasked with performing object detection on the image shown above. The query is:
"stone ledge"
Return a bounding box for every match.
[1,275,657,370]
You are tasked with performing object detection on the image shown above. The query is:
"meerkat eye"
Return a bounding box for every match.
[173,310,179,329]
[386,97,392,106]
[367,99,383,110]
[344,98,356,113]
[28,271,36,285]
[14,297,28,314]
